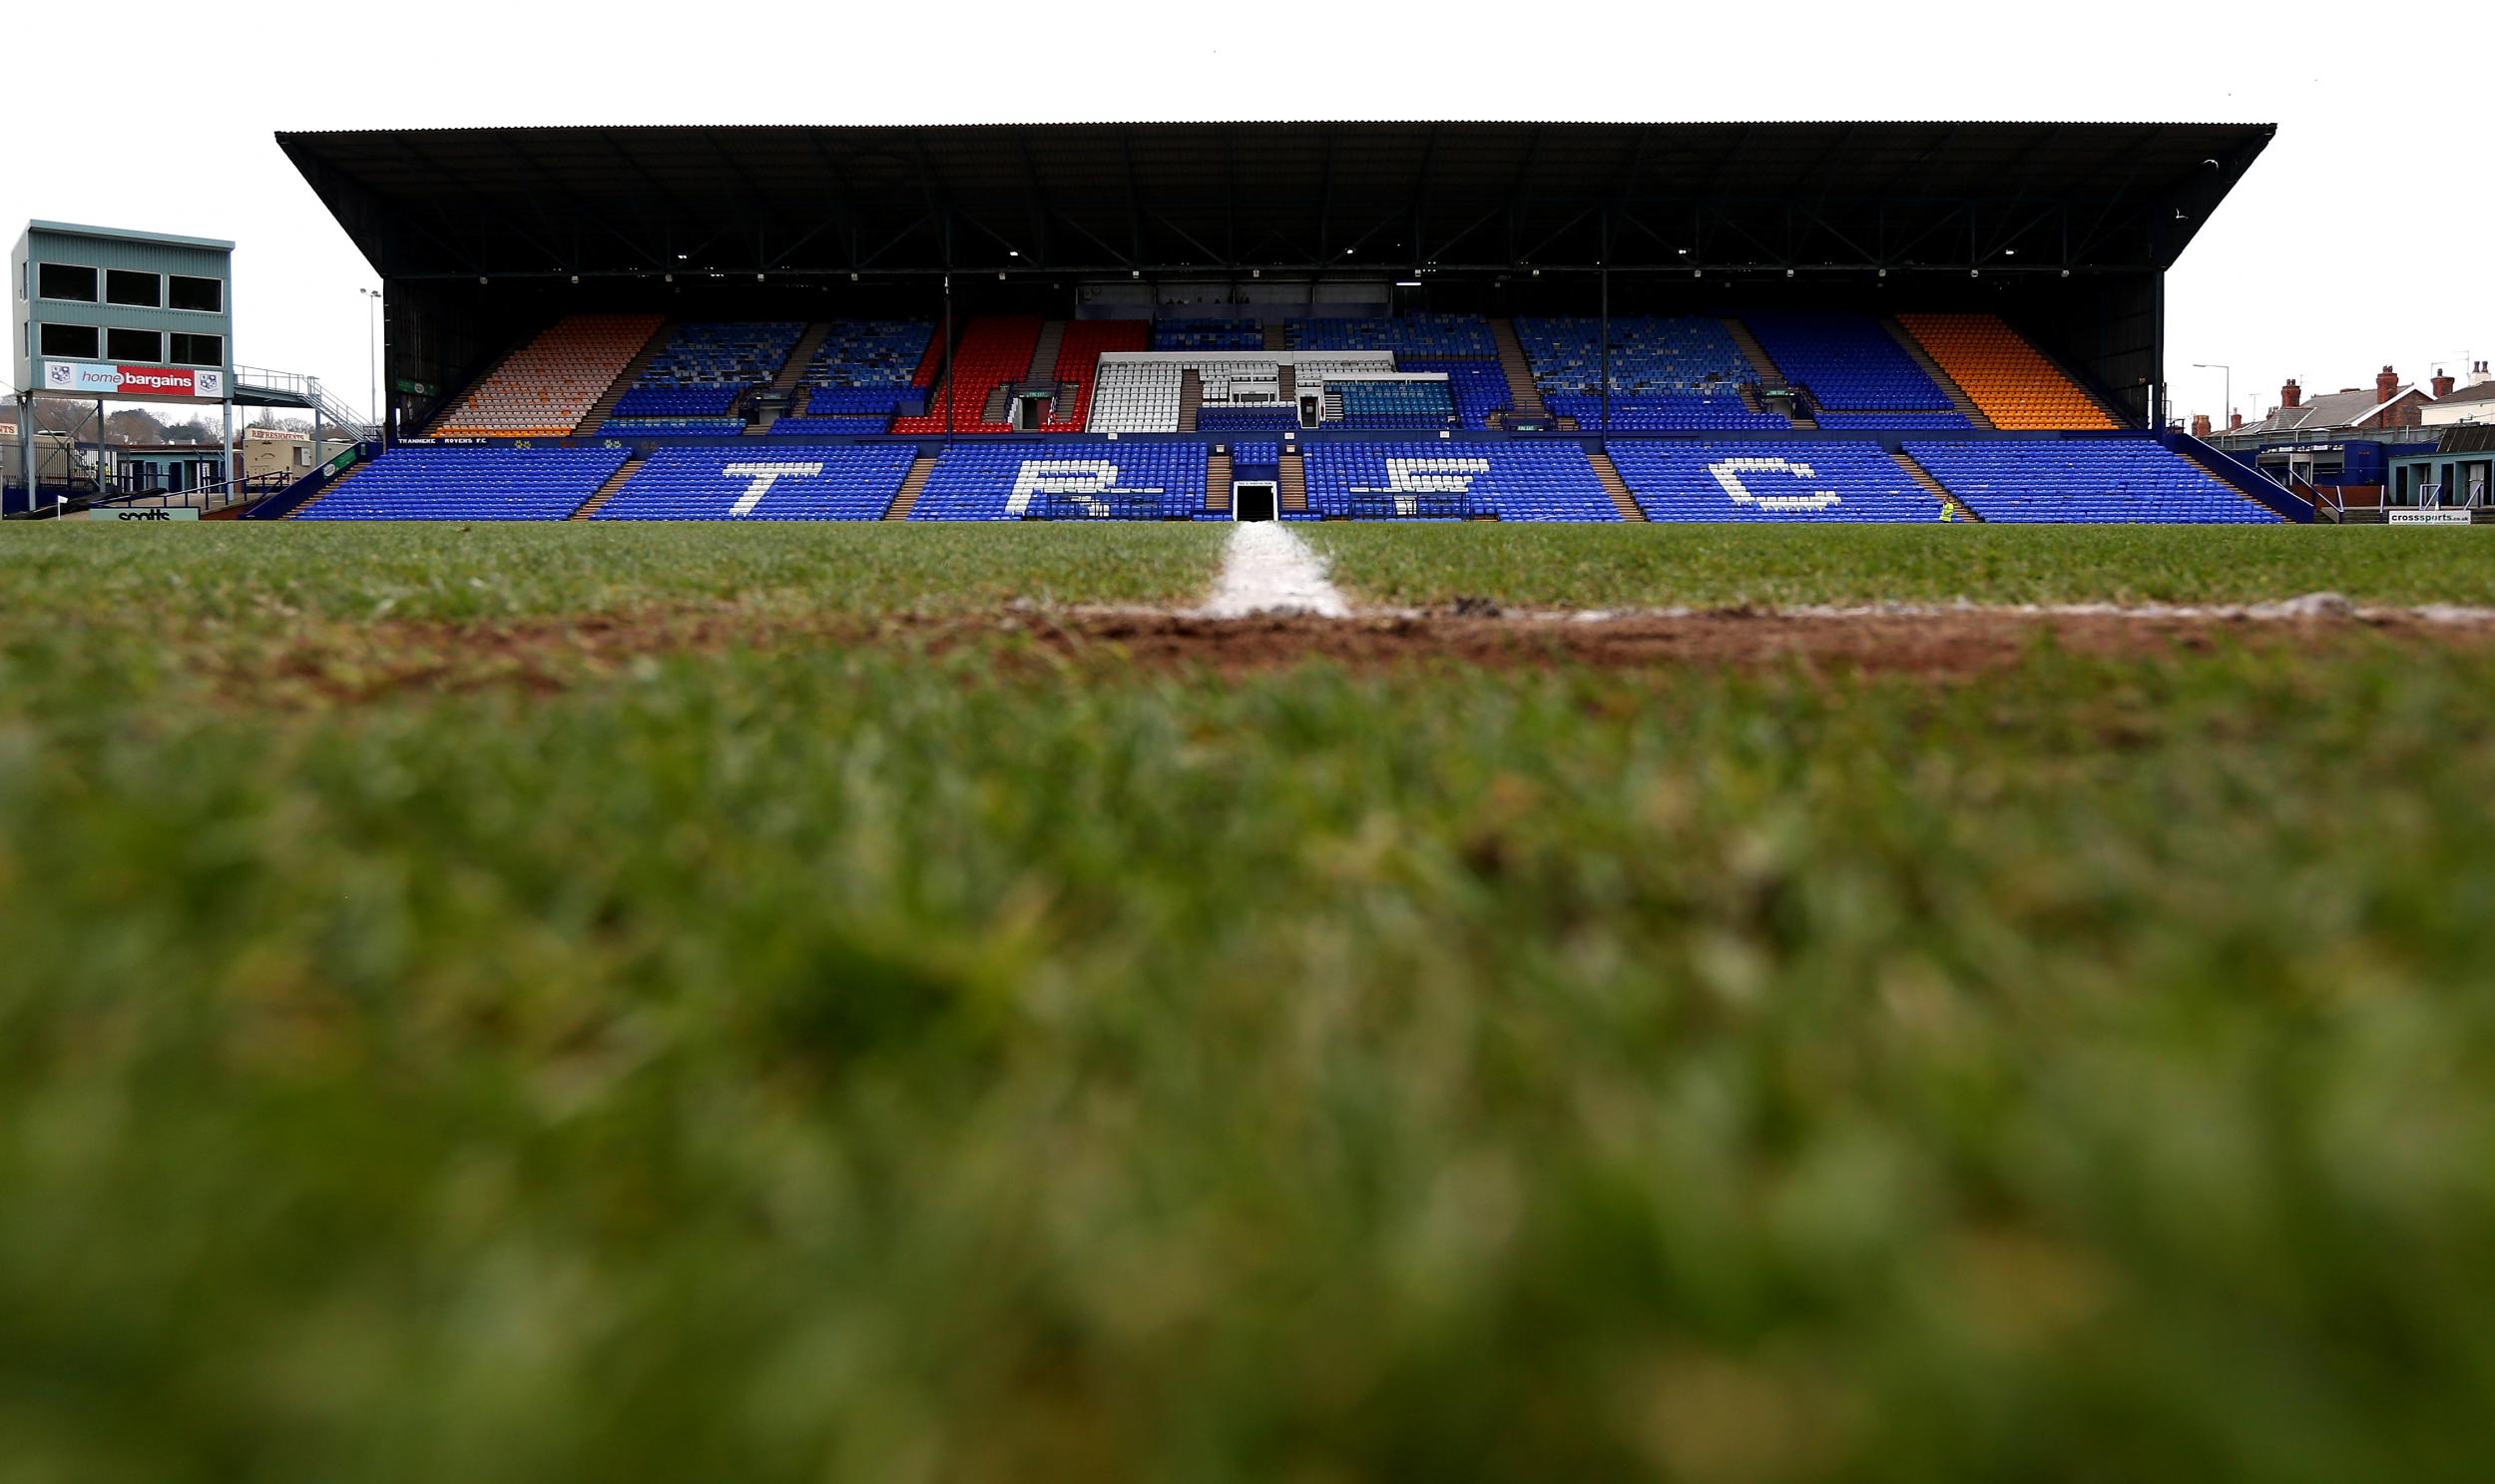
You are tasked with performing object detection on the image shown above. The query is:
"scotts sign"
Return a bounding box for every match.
[42,361,227,398]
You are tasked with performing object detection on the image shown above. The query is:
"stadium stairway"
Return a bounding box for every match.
[1278,448,1307,514]
[1179,370,1203,433]
[1261,322,1285,351]
[1724,318,1814,429]
[1881,320,1994,428]
[883,453,937,519]
[569,453,649,520]
[568,319,681,436]
[423,334,530,436]
[283,460,367,519]
[769,324,833,400]
[1027,321,1065,383]
[1206,448,1232,516]
[1890,449,1979,520]
[1586,450,1649,522]
[1490,319,1551,420]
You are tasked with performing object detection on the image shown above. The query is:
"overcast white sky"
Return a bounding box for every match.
[8,0,2487,426]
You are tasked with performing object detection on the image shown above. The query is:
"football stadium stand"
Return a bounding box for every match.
[907,440,1208,521]
[1608,441,1940,523]
[1743,311,1955,412]
[592,444,916,520]
[1896,313,2122,430]
[1905,439,2281,523]
[431,314,663,437]
[296,446,628,521]
[280,122,2280,523]
[1300,442,1614,521]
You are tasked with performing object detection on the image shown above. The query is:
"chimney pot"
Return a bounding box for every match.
[2280,378,2301,408]
[2432,372,2456,398]
[2229,411,2244,430]
[2378,366,2401,404]
[2191,413,2212,439]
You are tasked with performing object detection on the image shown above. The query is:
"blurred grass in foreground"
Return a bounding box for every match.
[3,584,2494,1481]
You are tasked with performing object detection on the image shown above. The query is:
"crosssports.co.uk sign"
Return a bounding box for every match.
[42,361,227,399]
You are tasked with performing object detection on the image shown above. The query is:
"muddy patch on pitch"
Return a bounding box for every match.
[210,603,2493,705]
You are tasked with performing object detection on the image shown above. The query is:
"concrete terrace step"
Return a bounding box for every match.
[570,318,679,436]
[1278,449,1307,513]
[1882,318,1994,429]
[283,459,367,519]
[1179,369,1203,433]
[1027,320,1065,383]
[1890,449,1979,521]
[1489,318,1550,419]
[1587,449,1648,522]
[771,323,832,397]
[884,453,937,520]
[570,453,648,520]
[1205,450,1232,515]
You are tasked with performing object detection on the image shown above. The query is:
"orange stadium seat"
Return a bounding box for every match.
[1895,312,2120,430]
[434,313,666,437]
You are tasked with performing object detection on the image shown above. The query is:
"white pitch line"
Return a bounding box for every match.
[1199,522,1350,619]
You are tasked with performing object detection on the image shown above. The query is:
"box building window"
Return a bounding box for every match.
[168,275,223,312]
[106,269,161,307]
[40,323,100,358]
[107,327,163,362]
[38,262,98,301]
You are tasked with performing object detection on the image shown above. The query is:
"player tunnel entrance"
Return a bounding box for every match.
[1234,482,1276,522]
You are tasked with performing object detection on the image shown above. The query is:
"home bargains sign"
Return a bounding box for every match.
[42,361,226,399]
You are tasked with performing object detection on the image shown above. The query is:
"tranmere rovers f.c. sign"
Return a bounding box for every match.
[43,361,226,398]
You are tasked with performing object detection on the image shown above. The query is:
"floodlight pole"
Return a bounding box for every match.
[2192,362,2230,434]
[361,287,381,434]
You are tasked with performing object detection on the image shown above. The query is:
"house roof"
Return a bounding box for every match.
[2434,379,2495,407]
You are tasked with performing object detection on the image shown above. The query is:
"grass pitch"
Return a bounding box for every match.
[4,524,2494,1482]
[1307,523,2495,610]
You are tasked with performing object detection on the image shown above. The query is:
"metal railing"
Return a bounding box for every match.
[233,365,379,441]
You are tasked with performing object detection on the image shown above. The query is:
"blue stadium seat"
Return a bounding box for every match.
[1608,442,1940,523]
[1904,439,2282,523]
[1300,442,1615,522]
[909,440,1208,521]
[598,417,745,437]
[1814,411,1973,430]
[299,446,626,521]
[634,321,806,393]
[1196,407,1300,435]
[593,444,917,521]
[1334,379,1457,429]
[1286,314,1497,356]
[1547,394,1786,431]
[801,321,934,388]
[1742,311,1952,411]
[613,386,743,417]
[767,414,895,436]
[1514,316,1754,398]
[1397,359,1513,429]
